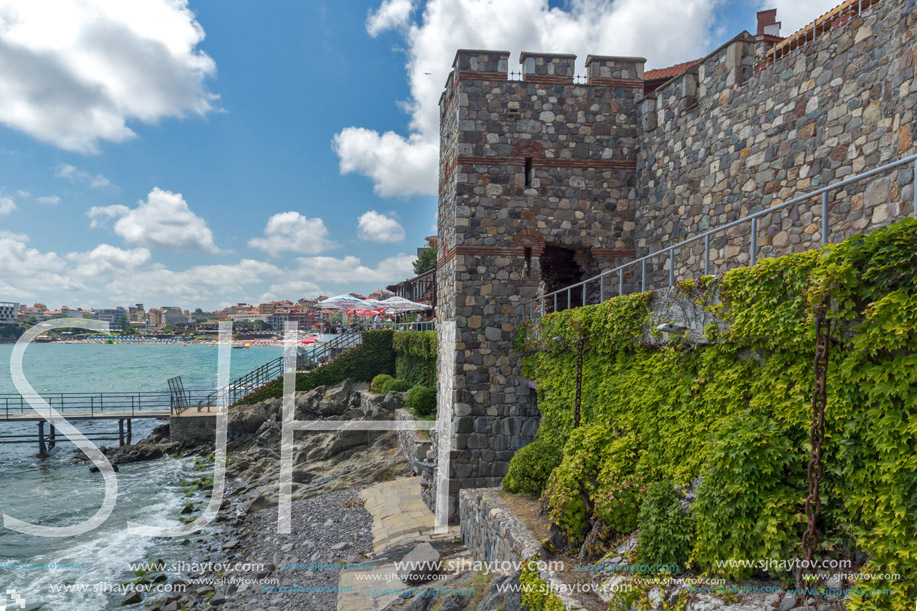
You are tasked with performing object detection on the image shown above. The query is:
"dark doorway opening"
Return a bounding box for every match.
[540,245,586,310]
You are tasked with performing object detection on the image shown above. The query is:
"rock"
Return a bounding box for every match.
[477,573,523,611]
[121,591,142,605]
[162,602,180,611]
[195,585,214,596]
[397,543,442,586]
[89,463,119,473]
[222,539,239,550]
[381,392,407,412]
[824,573,843,589]
[331,542,349,551]
[324,518,334,527]
[778,596,798,611]
[291,470,313,484]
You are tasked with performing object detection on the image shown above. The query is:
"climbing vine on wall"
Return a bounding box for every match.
[522,218,917,610]
[393,330,437,387]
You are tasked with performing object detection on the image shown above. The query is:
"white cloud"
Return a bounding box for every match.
[0,194,16,215]
[55,164,114,189]
[265,280,324,300]
[366,0,414,37]
[0,232,81,299]
[335,0,720,197]
[36,195,61,205]
[294,254,415,284]
[66,244,151,277]
[357,210,406,243]
[760,0,845,34]
[248,211,336,255]
[88,187,219,253]
[0,0,217,153]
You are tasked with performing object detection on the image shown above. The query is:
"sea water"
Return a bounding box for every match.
[0,343,281,609]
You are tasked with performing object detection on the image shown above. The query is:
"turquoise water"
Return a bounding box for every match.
[0,344,282,609]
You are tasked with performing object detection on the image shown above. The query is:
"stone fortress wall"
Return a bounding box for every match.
[429,0,917,517]
[637,0,917,283]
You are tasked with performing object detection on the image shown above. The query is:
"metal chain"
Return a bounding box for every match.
[799,307,830,588]
[574,336,584,429]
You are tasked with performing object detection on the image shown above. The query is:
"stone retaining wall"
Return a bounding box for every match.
[394,408,432,476]
[459,488,587,610]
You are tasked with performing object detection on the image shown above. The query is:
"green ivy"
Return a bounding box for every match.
[636,481,694,570]
[525,218,917,609]
[393,330,437,387]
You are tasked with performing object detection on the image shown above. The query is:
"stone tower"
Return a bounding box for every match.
[429,50,645,519]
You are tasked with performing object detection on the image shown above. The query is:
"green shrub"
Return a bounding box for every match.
[503,441,562,495]
[371,374,393,393]
[381,378,412,394]
[636,481,694,570]
[406,386,436,416]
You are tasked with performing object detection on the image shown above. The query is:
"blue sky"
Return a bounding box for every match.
[0,0,838,310]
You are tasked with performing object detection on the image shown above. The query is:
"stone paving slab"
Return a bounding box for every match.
[360,477,460,554]
[337,477,461,611]
[337,564,406,611]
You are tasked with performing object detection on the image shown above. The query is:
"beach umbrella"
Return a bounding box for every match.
[375,296,432,313]
[317,295,376,310]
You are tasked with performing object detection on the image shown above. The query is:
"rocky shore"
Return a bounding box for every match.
[104,380,416,610]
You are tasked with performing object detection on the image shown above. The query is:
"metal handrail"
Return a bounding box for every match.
[519,154,917,322]
[184,328,366,412]
[0,390,213,420]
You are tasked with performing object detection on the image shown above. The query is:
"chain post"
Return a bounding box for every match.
[574,335,584,429]
[799,305,830,588]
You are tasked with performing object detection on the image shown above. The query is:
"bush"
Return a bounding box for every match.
[381,378,412,394]
[503,441,563,495]
[406,386,437,416]
[371,374,393,393]
[636,481,694,570]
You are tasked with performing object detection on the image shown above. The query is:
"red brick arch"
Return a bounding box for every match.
[511,140,545,159]
[511,228,546,255]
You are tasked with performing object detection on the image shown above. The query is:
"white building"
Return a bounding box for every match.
[0,302,19,325]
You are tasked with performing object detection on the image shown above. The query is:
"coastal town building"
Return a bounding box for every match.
[0,302,19,326]
[429,0,917,516]
[146,308,163,329]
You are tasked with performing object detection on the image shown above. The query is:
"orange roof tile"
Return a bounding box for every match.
[644,59,700,81]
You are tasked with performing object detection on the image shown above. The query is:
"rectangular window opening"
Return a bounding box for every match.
[524,157,533,187]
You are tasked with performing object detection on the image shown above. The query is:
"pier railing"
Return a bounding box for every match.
[0,390,213,421]
[518,154,917,323]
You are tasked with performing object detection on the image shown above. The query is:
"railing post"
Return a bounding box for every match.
[822,191,829,246]
[750,217,758,265]
[553,293,557,313]
[582,283,586,306]
[600,274,604,303]
[567,288,571,310]
[619,268,623,297]
[704,234,710,276]
[641,259,646,292]
[669,248,674,287]
[913,159,916,216]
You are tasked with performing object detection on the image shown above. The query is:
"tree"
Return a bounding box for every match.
[118,316,133,334]
[413,247,437,275]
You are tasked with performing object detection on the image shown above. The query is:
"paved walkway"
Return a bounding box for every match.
[337,477,461,611]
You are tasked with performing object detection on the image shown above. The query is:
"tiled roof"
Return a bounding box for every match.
[644,60,700,82]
